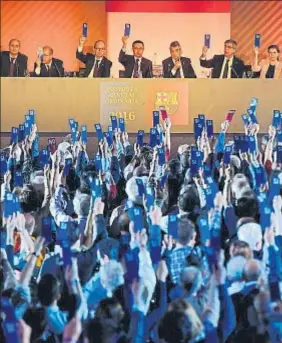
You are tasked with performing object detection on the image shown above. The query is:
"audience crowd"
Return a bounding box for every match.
[0,102,282,343]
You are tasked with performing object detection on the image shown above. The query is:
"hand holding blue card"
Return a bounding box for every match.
[10,127,18,144]
[0,153,8,176]
[153,111,160,127]
[137,130,144,146]
[150,128,157,148]
[254,33,261,48]
[81,125,88,143]
[94,123,104,142]
[206,120,214,137]
[118,118,125,132]
[82,23,88,37]
[111,116,118,130]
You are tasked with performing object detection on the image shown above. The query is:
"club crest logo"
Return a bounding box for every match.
[155,92,179,115]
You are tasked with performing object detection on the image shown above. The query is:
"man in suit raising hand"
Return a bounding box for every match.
[33,46,64,77]
[200,39,245,78]
[119,36,152,78]
[76,37,112,77]
[162,41,197,78]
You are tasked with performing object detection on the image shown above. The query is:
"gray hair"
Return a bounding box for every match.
[237,223,262,251]
[243,259,262,282]
[125,176,148,204]
[100,260,124,296]
[73,191,90,216]
[227,256,247,282]
[179,266,202,296]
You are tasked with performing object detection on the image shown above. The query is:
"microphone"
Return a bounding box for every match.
[53,60,62,77]
[230,65,239,78]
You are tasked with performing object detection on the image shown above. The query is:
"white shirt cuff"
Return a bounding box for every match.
[171,68,176,76]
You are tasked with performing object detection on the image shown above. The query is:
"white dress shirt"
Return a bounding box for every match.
[220,56,234,79]
[171,58,184,78]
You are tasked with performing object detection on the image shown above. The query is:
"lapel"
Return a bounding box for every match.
[180,57,186,76]
[140,58,146,75]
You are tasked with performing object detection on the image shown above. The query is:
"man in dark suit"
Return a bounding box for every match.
[162,41,197,78]
[0,39,28,77]
[33,46,64,77]
[118,36,152,78]
[76,37,112,77]
[200,39,245,78]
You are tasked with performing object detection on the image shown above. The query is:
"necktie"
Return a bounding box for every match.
[9,58,15,76]
[174,60,181,78]
[46,65,50,76]
[133,59,140,78]
[222,59,230,78]
[93,60,100,77]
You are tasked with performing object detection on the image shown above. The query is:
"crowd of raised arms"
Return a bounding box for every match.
[0,99,282,343]
[1,33,282,78]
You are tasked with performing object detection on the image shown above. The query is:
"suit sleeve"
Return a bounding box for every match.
[118,49,128,66]
[187,59,197,78]
[76,50,88,64]
[237,60,245,78]
[22,55,28,72]
[59,61,64,77]
[145,60,153,78]
[200,56,215,69]
[104,60,112,77]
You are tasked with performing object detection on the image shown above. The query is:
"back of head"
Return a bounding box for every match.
[177,217,195,246]
[38,274,60,306]
[237,223,262,251]
[158,299,203,343]
[230,240,253,260]
[178,185,200,214]
[95,297,124,327]
[235,197,259,220]
[16,184,39,213]
[243,259,262,282]
[180,266,202,296]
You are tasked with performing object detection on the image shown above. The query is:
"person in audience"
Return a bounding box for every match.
[0,101,282,343]
[0,39,28,77]
[200,39,245,78]
[252,44,282,79]
[162,41,197,78]
[119,36,153,78]
[76,37,112,77]
[33,46,64,77]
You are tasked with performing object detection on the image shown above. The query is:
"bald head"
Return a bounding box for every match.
[9,39,21,57]
[243,259,262,282]
[42,46,53,64]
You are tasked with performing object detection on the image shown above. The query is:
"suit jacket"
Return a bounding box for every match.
[118,49,152,78]
[0,51,28,77]
[162,56,197,78]
[76,50,112,77]
[200,54,245,78]
[33,58,64,77]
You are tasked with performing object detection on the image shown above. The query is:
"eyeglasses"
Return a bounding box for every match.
[94,47,105,51]
[225,45,235,49]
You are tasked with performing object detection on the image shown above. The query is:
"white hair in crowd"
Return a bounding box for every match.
[73,191,90,216]
[227,255,247,282]
[237,223,262,251]
[125,176,148,204]
[100,260,125,296]
[180,266,203,296]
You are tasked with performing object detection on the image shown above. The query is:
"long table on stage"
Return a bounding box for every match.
[1,78,281,134]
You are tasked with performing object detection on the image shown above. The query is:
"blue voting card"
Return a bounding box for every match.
[223,145,233,165]
[241,114,250,126]
[248,136,256,153]
[14,170,23,188]
[254,33,261,48]
[158,147,166,166]
[71,126,77,144]
[145,185,155,210]
[272,110,281,128]
[94,123,103,142]
[24,120,31,137]
[108,126,113,140]
[137,130,144,146]
[136,178,145,196]
[204,34,211,48]
[150,128,157,148]
[118,117,125,132]
[198,114,206,128]
[68,118,76,129]
[197,216,210,244]
[10,127,18,144]
[82,23,88,37]
[18,124,25,142]
[39,148,49,167]
[81,125,88,143]
[206,119,214,137]
[0,153,8,176]
[277,146,282,164]
[95,153,102,171]
[149,225,161,264]
[124,248,139,281]
[111,116,118,130]
[153,111,160,127]
[260,206,271,232]
[168,214,178,239]
[57,221,69,242]
[64,158,72,177]
[4,192,14,218]
[277,131,282,143]
[61,239,72,267]
[124,23,131,36]
[41,216,53,244]
[248,109,258,124]
[104,132,113,146]
[133,207,143,232]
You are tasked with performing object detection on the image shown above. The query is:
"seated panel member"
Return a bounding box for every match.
[0,39,28,77]
[118,36,152,78]
[200,39,245,78]
[162,41,197,78]
[33,46,64,77]
[252,45,282,79]
[76,37,112,77]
